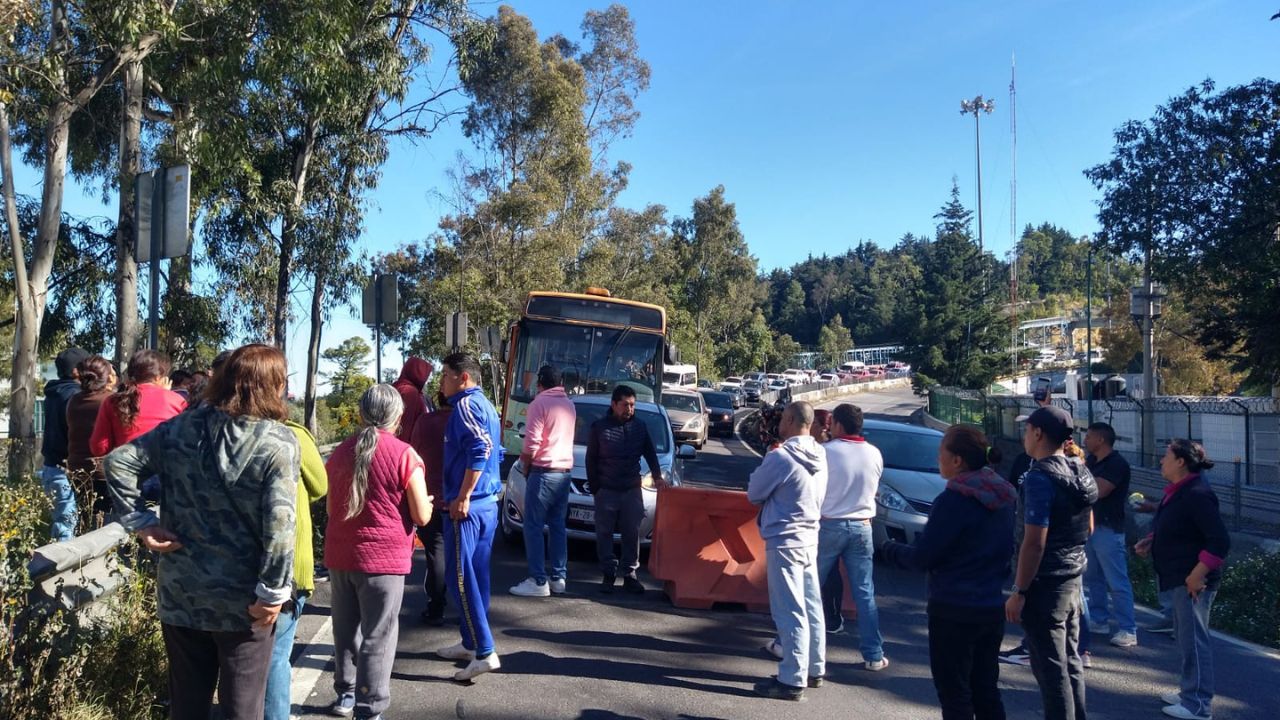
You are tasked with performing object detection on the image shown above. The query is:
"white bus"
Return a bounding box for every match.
[662,363,698,389]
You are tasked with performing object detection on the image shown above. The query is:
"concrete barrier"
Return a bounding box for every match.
[791,377,913,404]
[27,521,134,623]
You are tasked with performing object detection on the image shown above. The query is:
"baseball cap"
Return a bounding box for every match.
[55,347,91,379]
[1017,406,1074,445]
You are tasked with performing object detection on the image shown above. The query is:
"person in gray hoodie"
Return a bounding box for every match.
[106,344,300,720]
[747,401,828,701]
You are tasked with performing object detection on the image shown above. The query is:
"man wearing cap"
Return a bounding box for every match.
[41,347,90,540]
[1005,406,1098,720]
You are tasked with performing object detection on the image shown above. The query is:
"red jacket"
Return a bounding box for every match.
[88,384,186,457]
[393,357,432,443]
[409,407,451,509]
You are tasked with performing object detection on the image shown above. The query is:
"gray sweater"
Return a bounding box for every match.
[747,435,827,548]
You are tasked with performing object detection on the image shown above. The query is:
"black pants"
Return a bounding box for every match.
[162,622,275,720]
[594,487,644,577]
[1022,575,1087,720]
[929,613,1007,720]
[416,511,447,617]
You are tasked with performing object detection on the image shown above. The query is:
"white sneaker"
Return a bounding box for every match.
[1110,631,1138,648]
[1162,703,1210,720]
[509,577,550,597]
[865,657,890,672]
[1162,692,1182,706]
[548,577,567,594]
[437,642,475,661]
[454,652,501,681]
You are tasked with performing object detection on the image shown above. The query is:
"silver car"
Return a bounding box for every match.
[861,419,946,547]
[500,395,691,546]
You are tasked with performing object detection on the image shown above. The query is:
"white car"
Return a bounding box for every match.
[819,373,840,385]
[501,395,691,546]
[782,369,808,385]
[720,376,744,388]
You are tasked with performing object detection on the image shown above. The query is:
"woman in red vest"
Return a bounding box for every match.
[324,384,432,720]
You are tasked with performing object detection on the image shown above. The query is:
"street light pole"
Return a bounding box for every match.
[1086,238,1094,424]
[960,95,995,254]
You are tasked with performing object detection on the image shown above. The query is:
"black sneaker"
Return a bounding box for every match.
[600,574,616,594]
[753,678,805,701]
[997,646,1031,666]
[807,676,824,689]
[622,576,645,594]
[420,608,445,626]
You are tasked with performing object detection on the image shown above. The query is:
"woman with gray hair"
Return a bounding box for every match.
[324,384,433,719]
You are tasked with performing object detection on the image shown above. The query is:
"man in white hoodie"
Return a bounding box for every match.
[747,401,828,701]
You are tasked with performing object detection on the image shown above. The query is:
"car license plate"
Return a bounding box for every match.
[569,506,595,524]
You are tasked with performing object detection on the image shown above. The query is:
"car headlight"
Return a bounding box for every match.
[686,418,703,430]
[641,472,655,490]
[877,486,922,515]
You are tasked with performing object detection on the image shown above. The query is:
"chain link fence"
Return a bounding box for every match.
[928,386,1280,533]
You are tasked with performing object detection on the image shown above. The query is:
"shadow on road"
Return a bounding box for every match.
[497,649,759,698]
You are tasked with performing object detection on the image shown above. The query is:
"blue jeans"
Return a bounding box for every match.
[41,465,77,541]
[766,544,825,687]
[523,469,571,583]
[1172,587,1216,717]
[1084,526,1137,635]
[816,519,883,662]
[264,594,306,720]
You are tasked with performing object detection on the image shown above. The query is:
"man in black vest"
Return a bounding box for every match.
[1005,406,1098,720]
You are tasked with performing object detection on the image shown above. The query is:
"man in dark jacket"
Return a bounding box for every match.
[393,357,433,443]
[41,346,89,540]
[1005,406,1097,720]
[585,385,664,594]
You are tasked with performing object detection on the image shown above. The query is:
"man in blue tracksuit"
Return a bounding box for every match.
[436,352,505,682]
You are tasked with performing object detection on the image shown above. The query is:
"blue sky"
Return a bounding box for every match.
[11,0,1278,390]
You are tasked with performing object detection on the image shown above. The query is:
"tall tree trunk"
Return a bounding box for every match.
[304,266,325,435]
[7,99,73,477]
[273,119,318,354]
[115,60,143,366]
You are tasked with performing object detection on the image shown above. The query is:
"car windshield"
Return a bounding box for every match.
[572,404,671,454]
[700,392,733,407]
[510,320,662,403]
[863,428,942,473]
[743,381,761,389]
[660,393,702,414]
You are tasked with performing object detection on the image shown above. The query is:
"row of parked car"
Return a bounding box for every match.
[500,378,948,556]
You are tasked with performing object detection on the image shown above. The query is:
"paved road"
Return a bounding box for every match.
[288,386,1278,720]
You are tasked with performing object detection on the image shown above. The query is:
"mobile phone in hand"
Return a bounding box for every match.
[1032,377,1051,404]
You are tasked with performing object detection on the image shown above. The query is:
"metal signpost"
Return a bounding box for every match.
[362,272,399,380]
[134,165,192,349]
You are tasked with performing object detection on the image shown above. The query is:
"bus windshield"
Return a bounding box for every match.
[509,320,662,403]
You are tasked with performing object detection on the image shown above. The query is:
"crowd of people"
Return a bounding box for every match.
[748,399,1231,720]
[34,344,1234,720]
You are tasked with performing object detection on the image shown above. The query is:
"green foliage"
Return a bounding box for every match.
[321,336,372,401]
[818,314,853,368]
[1214,550,1280,648]
[0,475,166,718]
[897,182,1009,389]
[1086,79,1280,387]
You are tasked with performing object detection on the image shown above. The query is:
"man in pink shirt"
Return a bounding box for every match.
[510,366,577,597]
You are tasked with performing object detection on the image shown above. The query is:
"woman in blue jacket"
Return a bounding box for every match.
[1135,439,1228,720]
[881,425,1017,720]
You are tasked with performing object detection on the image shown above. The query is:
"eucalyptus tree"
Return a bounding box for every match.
[2,0,170,474]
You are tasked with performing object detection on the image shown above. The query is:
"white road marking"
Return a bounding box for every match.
[291,616,334,712]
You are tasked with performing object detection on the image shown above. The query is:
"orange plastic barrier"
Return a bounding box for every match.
[647,485,771,612]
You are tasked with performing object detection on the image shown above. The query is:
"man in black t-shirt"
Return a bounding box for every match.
[1083,421,1138,647]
